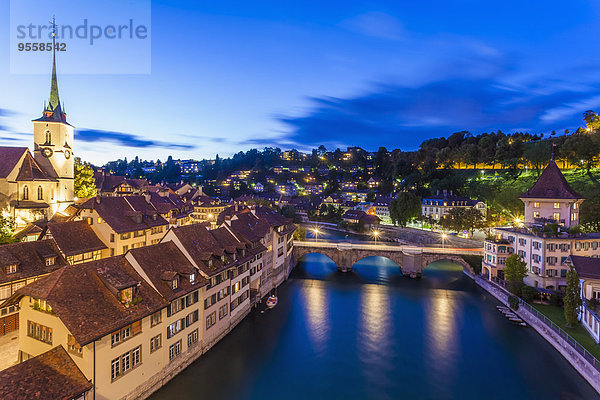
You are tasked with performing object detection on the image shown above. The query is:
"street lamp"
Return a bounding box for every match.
[441,233,448,248]
[372,230,380,245]
[312,227,321,242]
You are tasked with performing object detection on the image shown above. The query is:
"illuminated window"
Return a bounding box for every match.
[553,202,560,209]
[553,212,560,221]
[533,202,540,208]
[533,212,540,218]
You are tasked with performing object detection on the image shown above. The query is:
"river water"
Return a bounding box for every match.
[151,254,600,400]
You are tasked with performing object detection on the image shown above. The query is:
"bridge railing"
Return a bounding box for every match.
[294,241,482,255]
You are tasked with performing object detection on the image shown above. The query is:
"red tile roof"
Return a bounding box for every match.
[15,152,55,182]
[127,242,208,301]
[47,221,107,257]
[0,345,92,400]
[0,147,27,178]
[75,196,169,234]
[569,255,600,280]
[9,256,166,345]
[521,160,583,200]
[0,240,65,285]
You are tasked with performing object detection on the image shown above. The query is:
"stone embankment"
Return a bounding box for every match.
[471,273,600,395]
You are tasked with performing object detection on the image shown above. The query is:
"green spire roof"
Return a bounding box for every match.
[48,50,60,111]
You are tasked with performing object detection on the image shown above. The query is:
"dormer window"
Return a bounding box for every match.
[119,287,133,304]
[189,272,196,283]
[45,257,56,267]
[6,264,17,274]
[172,278,178,290]
[208,259,213,268]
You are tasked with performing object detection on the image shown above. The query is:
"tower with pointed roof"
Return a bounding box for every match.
[520,159,584,228]
[32,17,74,205]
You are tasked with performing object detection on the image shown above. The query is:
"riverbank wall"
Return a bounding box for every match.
[468,272,600,394]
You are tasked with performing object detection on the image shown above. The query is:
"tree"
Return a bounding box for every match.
[564,266,582,327]
[0,214,16,244]
[366,190,376,202]
[504,254,528,295]
[74,157,97,198]
[440,207,485,237]
[389,192,421,227]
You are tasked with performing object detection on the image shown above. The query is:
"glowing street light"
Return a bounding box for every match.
[372,230,380,245]
[441,233,448,248]
[312,227,321,242]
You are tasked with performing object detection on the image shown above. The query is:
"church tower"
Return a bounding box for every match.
[32,17,74,205]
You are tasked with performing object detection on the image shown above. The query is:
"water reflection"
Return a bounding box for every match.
[301,280,329,355]
[426,290,458,388]
[359,284,390,355]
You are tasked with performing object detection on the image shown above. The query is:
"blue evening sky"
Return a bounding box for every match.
[1,0,600,164]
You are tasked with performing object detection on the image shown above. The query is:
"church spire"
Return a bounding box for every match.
[49,16,60,111]
[39,16,67,123]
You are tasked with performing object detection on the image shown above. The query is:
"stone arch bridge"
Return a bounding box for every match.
[293,241,482,278]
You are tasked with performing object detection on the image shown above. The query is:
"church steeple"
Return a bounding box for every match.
[49,32,60,111]
[38,16,67,123]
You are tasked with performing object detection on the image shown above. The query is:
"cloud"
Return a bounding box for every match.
[75,129,196,150]
[0,108,17,118]
[277,75,597,151]
[341,12,405,41]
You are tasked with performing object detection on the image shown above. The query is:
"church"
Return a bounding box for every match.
[0,42,74,227]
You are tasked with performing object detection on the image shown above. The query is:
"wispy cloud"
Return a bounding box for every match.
[341,12,405,41]
[76,129,196,150]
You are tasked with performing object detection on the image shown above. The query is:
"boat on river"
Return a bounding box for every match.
[266,295,278,309]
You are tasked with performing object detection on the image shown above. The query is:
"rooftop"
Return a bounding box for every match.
[0,345,92,400]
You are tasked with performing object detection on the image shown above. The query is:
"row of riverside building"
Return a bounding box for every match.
[0,204,295,400]
[482,158,600,345]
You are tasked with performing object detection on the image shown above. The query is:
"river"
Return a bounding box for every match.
[151,254,599,400]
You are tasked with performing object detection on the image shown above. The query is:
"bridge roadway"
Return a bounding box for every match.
[293,241,483,278]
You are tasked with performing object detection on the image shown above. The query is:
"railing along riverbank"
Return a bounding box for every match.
[472,274,600,393]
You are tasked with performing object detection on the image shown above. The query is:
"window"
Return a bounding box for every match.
[111,345,142,381]
[533,202,540,208]
[185,291,199,307]
[111,357,120,380]
[187,329,199,347]
[97,217,103,224]
[533,211,540,218]
[37,186,43,200]
[168,298,185,316]
[572,213,578,221]
[27,321,52,344]
[167,318,184,338]
[186,310,199,327]
[22,185,29,200]
[554,202,560,209]
[120,232,131,240]
[110,234,115,243]
[169,340,182,361]
[6,264,17,274]
[150,334,161,353]
[67,334,83,356]
[45,130,52,144]
[190,273,196,283]
[111,322,142,346]
[219,304,228,320]
[150,310,162,327]
[172,278,178,290]
[122,245,129,253]
[45,257,56,266]
[553,212,560,221]
[206,311,217,329]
